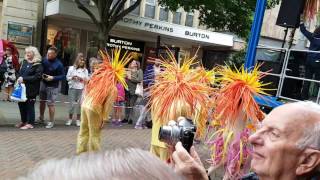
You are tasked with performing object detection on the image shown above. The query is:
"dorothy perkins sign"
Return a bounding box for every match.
[118,16,233,46]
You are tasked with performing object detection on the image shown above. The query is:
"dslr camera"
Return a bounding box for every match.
[159,117,196,152]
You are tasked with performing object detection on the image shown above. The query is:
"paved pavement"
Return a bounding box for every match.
[0,92,223,180]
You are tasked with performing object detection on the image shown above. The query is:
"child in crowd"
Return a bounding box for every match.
[112,82,125,127]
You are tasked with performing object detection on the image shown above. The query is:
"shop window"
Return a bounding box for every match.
[111,0,122,9]
[70,0,95,6]
[173,12,182,24]
[185,13,194,27]
[130,0,140,16]
[47,26,81,67]
[159,8,169,21]
[145,0,156,18]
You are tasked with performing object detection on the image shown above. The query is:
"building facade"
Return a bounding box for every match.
[0,0,44,54]
[44,0,234,68]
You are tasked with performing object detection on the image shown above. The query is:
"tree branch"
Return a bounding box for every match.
[109,0,126,18]
[103,0,113,23]
[110,0,142,27]
[74,0,99,25]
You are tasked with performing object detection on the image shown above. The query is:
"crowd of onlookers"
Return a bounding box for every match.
[0,46,160,130]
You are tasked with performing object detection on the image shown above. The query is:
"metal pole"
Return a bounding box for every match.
[244,0,267,70]
[281,28,289,49]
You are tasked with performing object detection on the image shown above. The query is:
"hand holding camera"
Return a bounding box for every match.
[160,117,208,180]
[172,142,208,180]
[159,117,196,152]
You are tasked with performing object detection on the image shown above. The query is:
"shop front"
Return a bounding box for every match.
[45,0,234,70]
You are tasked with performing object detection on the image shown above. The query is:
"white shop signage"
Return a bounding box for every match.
[117,16,233,47]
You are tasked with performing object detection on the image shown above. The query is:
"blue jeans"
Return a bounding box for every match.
[18,99,35,125]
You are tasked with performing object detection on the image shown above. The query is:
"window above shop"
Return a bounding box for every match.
[129,0,140,16]
[145,0,156,19]
[185,13,194,27]
[172,12,182,25]
[159,7,169,22]
[70,0,95,6]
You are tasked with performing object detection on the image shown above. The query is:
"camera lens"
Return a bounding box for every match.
[159,126,172,144]
[159,125,181,146]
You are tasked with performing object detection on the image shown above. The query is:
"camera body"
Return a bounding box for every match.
[159,117,196,152]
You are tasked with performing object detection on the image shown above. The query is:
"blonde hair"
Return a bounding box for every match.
[89,57,101,72]
[25,46,42,63]
[18,148,183,180]
[73,53,86,69]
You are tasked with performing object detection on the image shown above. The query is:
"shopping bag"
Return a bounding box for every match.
[10,83,27,102]
[135,83,143,97]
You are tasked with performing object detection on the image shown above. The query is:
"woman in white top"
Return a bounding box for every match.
[66,53,89,126]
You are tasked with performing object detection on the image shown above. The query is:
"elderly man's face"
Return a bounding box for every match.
[249,105,307,178]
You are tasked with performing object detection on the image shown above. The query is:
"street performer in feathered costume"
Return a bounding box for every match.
[148,51,215,161]
[77,49,132,154]
[206,65,270,179]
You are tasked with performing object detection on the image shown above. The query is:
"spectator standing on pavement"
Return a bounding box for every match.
[123,60,143,124]
[38,47,65,128]
[112,82,125,127]
[15,46,43,130]
[0,58,5,92]
[66,53,89,127]
[144,57,162,87]
[300,20,320,100]
[134,89,150,129]
[2,46,19,101]
[135,58,162,129]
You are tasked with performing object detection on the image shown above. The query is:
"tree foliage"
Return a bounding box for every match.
[74,0,142,49]
[158,0,280,38]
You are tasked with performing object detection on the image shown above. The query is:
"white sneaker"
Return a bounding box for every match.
[76,120,81,127]
[45,122,54,129]
[65,119,72,126]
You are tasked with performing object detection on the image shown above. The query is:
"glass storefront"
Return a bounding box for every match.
[47,25,81,66]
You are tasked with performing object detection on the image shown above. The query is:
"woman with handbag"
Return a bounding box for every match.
[124,60,143,124]
[15,46,43,129]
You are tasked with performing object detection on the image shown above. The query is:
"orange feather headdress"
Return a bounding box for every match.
[206,64,271,179]
[148,51,215,136]
[84,49,132,106]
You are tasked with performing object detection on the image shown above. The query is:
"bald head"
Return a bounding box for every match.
[249,101,320,179]
[269,101,320,148]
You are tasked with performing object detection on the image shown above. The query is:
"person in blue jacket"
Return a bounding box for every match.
[37,47,65,128]
[300,22,320,100]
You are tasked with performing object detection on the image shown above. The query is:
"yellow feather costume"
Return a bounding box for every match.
[77,49,132,154]
[148,51,214,161]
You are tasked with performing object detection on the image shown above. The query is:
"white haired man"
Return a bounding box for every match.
[243,101,320,179]
[173,101,320,180]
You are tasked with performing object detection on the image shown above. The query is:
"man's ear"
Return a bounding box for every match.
[296,149,320,176]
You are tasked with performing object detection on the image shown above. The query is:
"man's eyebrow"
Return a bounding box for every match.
[261,123,283,133]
